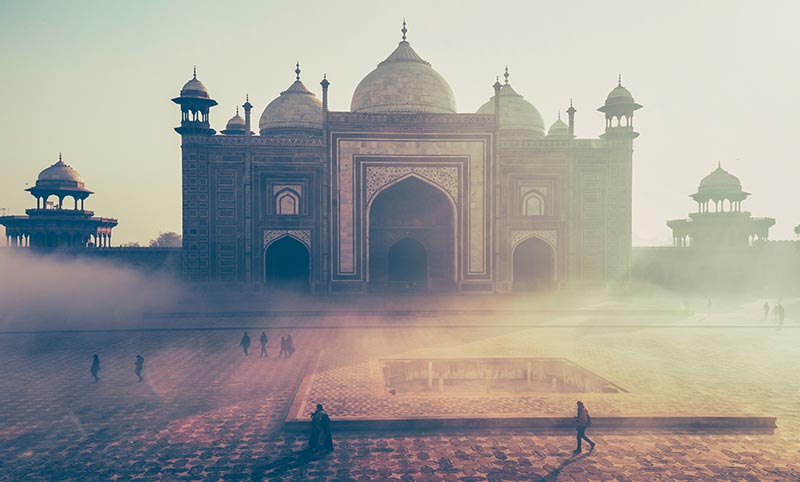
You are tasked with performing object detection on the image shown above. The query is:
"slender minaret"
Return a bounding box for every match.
[566,98,576,139]
[243,94,253,136]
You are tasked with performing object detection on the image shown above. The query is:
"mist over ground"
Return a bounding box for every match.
[0,250,186,331]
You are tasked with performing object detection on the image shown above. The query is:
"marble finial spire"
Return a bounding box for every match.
[401,19,407,41]
[193,65,197,79]
[504,66,510,85]
[618,74,622,86]
[295,62,301,81]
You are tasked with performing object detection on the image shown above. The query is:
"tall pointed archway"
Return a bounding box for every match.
[368,176,455,292]
[512,237,555,292]
[264,236,310,292]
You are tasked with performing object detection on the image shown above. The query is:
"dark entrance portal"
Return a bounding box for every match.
[265,236,310,292]
[387,238,427,290]
[368,176,455,292]
[512,237,555,291]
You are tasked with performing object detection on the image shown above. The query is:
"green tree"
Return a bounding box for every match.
[149,231,182,247]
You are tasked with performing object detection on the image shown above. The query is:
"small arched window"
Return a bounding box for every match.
[275,189,300,215]
[522,191,545,216]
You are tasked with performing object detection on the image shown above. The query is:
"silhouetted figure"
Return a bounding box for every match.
[259,331,269,358]
[762,302,770,321]
[240,332,251,357]
[135,355,144,382]
[773,303,780,322]
[777,303,785,324]
[309,404,333,452]
[287,335,296,357]
[573,401,595,454]
[90,354,100,383]
[279,337,287,358]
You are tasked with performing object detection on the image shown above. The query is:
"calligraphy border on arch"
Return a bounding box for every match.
[365,166,459,206]
[263,229,311,249]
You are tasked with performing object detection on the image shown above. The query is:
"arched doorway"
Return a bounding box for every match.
[264,236,310,292]
[368,176,455,292]
[512,237,555,292]
[387,238,427,290]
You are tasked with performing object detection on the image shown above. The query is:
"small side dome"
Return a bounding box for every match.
[31,154,91,193]
[222,107,247,135]
[179,67,210,99]
[691,163,749,202]
[547,114,570,139]
[476,68,545,138]
[699,164,742,192]
[259,64,323,136]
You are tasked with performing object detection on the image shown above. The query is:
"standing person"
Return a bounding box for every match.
[309,404,333,452]
[777,303,785,325]
[762,302,770,322]
[279,336,287,358]
[90,354,100,383]
[573,401,595,454]
[259,331,269,358]
[287,334,296,357]
[240,332,251,357]
[773,303,780,322]
[135,355,144,382]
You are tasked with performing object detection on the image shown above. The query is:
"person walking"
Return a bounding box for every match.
[135,355,144,382]
[240,332,251,357]
[286,334,296,357]
[762,302,770,322]
[573,401,595,454]
[279,336,287,358]
[259,331,269,358]
[90,354,101,383]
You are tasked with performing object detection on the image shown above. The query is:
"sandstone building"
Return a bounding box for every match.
[173,24,642,293]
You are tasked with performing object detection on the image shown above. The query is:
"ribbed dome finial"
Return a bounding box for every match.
[401,19,407,41]
[504,66,510,85]
[193,65,197,79]
[295,62,301,81]
[58,152,62,163]
[618,74,622,86]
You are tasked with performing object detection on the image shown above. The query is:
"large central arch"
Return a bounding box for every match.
[368,176,455,292]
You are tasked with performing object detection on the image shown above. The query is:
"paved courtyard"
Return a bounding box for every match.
[1,302,799,481]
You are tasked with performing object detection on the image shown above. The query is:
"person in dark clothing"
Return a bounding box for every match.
[573,400,595,454]
[259,331,269,358]
[135,355,144,382]
[762,302,770,321]
[309,404,333,452]
[286,334,295,357]
[240,332,251,357]
[279,336,287,358]
[90,354,100,383]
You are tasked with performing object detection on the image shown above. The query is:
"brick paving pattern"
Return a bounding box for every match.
[1,309,799,481]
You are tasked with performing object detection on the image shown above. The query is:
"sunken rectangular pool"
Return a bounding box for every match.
[380,357,627,394]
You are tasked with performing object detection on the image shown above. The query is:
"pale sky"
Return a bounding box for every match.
[1,0,798,246]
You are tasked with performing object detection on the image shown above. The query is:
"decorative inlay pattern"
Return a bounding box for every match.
[273,184,303,196]
[511,230,557,251]
[366,166,458,205]
[263,229,311,249]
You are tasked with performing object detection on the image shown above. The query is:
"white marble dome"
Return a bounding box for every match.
[259,70,323,135]
[547,115,570,139]
[351,33,456,114]
[477,76,545,138]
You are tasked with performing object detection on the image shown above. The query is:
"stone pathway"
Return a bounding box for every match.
[1,315,799,481]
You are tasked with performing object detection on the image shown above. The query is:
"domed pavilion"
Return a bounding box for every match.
[173,21,643,292]
[667,164,774,248]
[0,154,118,249]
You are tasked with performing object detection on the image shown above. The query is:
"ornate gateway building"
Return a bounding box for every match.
[173,25,642,293]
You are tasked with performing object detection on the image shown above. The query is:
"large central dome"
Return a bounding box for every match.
[351,24,456,114]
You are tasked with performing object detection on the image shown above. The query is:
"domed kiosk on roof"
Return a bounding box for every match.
[0,154,117,250]
[259,63,323,136]
[222,107,248,136]
[350,21,456,114]
[667,163,773,248]
[476,67,545,138]
[546,114,571,140]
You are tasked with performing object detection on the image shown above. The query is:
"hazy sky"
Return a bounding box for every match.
[1,0,798,246]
